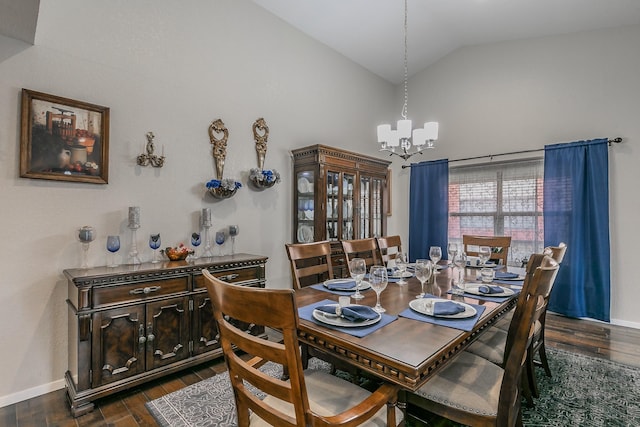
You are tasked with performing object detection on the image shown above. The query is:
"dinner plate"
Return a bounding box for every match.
[466,261,497,269]
[464,284,515,297]
[323,278,371,291]
[297,225,314,243]
[312,304,381,327]
[493,274,525,281]
[409,298,477,319]
[389,271,413,279]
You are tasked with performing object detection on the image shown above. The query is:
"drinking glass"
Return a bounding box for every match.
[106,235,121,268]
[78,226,96,269]
[369,265,388,312]
[349,258,366,300]
[478,245,491,266]
[189,232,201,260]
[414,259,433,298]
[215,230,226,255]
[447,242,458,265]
[429,246,442,274]
[452,252,467,295]
[395,252,409,285]
[149,233,161,263]
[228,225,239,255]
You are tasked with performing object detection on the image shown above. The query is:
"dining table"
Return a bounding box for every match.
[294,262,524,392]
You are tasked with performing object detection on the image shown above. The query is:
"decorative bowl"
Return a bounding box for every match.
[249,176,277,191]
[208,187,238,199]
[164,246,193,261]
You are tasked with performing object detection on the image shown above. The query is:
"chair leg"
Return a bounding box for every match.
[538,342,552,377]
[525,349,539,401]
[521,366,535,408]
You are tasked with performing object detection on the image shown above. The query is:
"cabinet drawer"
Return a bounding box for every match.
[93,277,189,308]
[194,266,261,290]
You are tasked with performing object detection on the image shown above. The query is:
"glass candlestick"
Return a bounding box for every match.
[201,224,214,258]
[128,226,142,265]
[78,226,95,269]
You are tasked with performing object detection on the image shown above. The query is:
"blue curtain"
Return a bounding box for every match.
[544,138,610,322]
[409,159,449,261]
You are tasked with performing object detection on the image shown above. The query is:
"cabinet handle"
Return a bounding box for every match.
[147,323,155,342]
[129,285,162,295]
[138,324,146,344]
[218,273,239,282]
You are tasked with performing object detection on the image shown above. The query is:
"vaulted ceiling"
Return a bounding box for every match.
[3,1,640,85]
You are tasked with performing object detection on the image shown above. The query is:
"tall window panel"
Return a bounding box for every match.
[448,159,544,265]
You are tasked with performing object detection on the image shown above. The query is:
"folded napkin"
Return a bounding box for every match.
[324,280,356,291]
[478,285,505,294]
[432,301,466,316]
[315,305,379,322]
[494,271,519,279]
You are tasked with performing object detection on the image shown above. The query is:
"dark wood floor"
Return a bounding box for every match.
[1,313,639,426]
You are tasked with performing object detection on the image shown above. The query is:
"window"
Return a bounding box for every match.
[448,159,544,265]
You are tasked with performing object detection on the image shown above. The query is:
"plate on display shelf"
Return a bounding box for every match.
[297,177,311,193]
[297,225,314,243]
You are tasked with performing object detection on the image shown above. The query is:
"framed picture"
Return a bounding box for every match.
[20,89,110,184]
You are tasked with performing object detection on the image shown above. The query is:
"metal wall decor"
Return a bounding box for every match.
[206,119,241,199]
[248,117,280,190]
[136,132,165,167]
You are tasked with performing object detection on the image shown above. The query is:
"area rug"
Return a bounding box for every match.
[146,349,640,426]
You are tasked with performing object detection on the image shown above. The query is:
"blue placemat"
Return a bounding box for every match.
[398,296,487,331]
[493,279,524,287]
[298,299,397,338]
[309,283,372,295]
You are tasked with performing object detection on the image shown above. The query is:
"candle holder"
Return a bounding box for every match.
[137,131,165,168]
[127,207,142,265]
[201,208,214,258]
[78,226,95,269]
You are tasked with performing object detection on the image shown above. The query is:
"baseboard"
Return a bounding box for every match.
[610,318,640,330]
[0,378,65,408]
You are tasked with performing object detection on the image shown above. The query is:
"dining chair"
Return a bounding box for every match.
[401,256,559,427]
[376,235,403,266]
[341,238,382,270]
[201,269,402,427]
[285,241,334,290]
[462,235,512,265]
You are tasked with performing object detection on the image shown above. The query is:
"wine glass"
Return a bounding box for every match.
[215,230,226,255]
[149,233,161,263]
[429,246,442,274]
[349,258,366,300]
[414,259,433,299]
[369,265,388,312]
[395,252,409,285]
[447,242,458,265]
[78,226,96,269]
[189,232,201,260]
[452,252,468,295]
[106,235,121,268]
[478,245,491,266]
[228,225,239,255]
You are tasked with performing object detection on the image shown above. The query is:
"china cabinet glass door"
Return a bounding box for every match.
[359,175,384,238]
[296,170,315,243]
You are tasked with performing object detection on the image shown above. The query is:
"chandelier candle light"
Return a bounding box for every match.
[377,0,439,161]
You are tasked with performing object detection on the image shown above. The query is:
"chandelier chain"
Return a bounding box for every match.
[402,0,408,120]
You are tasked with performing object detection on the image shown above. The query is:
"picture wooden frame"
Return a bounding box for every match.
[20,89,110,184]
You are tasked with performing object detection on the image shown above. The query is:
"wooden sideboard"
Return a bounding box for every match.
[64,253,267,417]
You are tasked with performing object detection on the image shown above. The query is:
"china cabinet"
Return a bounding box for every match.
[291,145,390,275]
[64,254,266,416]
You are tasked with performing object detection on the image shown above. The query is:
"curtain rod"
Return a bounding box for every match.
[401,137,622,169]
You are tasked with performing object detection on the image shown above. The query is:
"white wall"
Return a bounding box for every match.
[393,24,640,328]
[0,0,393,406]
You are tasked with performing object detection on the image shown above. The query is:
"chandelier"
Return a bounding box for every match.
[377,0,439,161]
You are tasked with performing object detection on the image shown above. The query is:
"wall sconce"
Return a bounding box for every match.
[137,131,165,167]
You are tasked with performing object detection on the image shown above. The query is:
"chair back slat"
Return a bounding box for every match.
[462,235,512,265]
[285,241,334,289]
